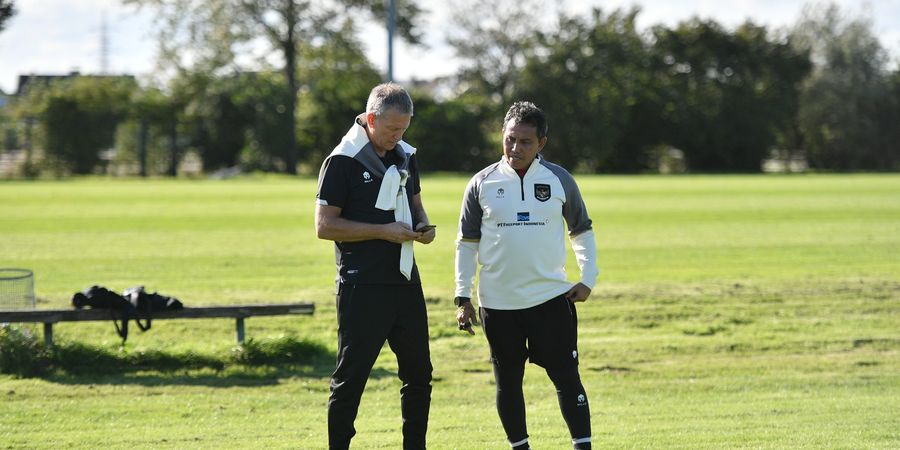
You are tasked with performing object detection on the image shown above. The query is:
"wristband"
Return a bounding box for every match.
[454,296,471,307]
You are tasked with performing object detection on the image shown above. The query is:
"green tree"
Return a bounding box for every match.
[295,24,382,169]
[792,3,897,170]
[128,0,423,174]
[651,19,810,171]
[403,93,491,173]
[39,78,137,174]
[142,71,232,173]
[232,71,294,172]
[886,69,900,170]
[179,74,251,171]
[114,87,182,176]
[0,115,13,151]
[515,8,660,172]
[446,0,547,112]
[158,27,380,174]
[0,0,15,32]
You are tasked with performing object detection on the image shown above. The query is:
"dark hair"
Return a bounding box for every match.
[502,101,548,138]
[366,83,414,116]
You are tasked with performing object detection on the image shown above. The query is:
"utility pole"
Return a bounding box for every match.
[387,0,395,81]
[100,12,110,74]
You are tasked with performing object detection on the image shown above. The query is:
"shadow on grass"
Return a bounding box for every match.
[42,337,339,387]
[2,326,403,387]
[44,365,399,388]
[4,328,363,387]
[42,340,399,387]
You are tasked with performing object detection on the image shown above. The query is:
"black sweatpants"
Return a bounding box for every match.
[328,283,433,450]
[481,295,592,449]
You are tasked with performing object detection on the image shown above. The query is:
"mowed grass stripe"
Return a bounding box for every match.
[1,174,898,449]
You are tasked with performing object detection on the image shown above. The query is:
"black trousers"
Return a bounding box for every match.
[481,295,591,448]
[328,283,433,450]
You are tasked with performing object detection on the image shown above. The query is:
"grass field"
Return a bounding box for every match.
[1,174,898,449]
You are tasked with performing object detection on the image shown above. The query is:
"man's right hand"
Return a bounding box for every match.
[456,302,479,335]
[381,221,420,243]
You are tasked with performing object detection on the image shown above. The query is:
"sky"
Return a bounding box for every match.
[0,0,899,95]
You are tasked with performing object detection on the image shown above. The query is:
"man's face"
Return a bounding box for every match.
[502,120,547,171]
[367,109,411,154]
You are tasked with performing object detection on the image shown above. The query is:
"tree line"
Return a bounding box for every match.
[1,1,898,176]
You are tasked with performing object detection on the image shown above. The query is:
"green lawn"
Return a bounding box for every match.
[1,174,898,449]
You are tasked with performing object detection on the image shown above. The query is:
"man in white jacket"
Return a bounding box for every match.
[455,101,598,450]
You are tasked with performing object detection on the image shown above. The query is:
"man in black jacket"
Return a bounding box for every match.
[315,83,436,450]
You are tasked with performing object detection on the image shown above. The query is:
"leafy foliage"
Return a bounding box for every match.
[0,0,14,33]
[39,78,137,174]
[508,7,811,173]
[113,87,181,176]
[5,1,899,175]
[181,74,251,170]
[127,0,424,174]
[295,25,382,168]
[792,3,899,171]
[516,8,659,172]
[446,0,547,110]
[231,335,329,365]
[344,0,424,45]
[403,94,492,173]
[233,72,295,172]
[53,342,225,374]
[651,19,811,172]
[0,325,50,377]
[1,324,327,378]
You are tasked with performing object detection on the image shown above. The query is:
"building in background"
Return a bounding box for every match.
[14,71,135,96]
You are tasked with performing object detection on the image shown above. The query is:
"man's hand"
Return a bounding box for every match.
[565,283,592,303]
[381,222,420,243]
[414,222,436,244]
[456,302,478,335]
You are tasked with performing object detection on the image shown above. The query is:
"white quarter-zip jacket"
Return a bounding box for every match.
[455,155,599,310]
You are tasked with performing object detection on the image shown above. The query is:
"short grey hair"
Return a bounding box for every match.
[366,83,414,117]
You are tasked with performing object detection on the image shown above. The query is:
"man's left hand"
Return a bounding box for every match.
[456,302,478,335]
[565,283,592,303]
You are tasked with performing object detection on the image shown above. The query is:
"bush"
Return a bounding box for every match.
[40,78,137,174]
[0,324,51,377]
[231,335,329,366]
[51,342,225,374]
[1,327,325,377]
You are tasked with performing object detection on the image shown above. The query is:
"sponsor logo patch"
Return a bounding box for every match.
[363,171,373,183]
[534,183,551,202]
[496,188,505,198]
[517,211,530,222]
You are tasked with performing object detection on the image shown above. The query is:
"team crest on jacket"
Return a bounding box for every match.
[534,184,551,202]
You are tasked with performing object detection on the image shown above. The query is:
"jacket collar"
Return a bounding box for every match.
[324,114,417,178]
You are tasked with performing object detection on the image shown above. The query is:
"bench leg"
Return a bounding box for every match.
[236,317,245,344]
[43,322,54,347]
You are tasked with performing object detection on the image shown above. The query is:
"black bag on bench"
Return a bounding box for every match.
[72,285,183,342]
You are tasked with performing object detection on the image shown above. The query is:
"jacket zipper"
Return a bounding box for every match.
[519,176,525,201]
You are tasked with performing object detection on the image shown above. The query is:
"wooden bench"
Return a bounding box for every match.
[0,303,315,346]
